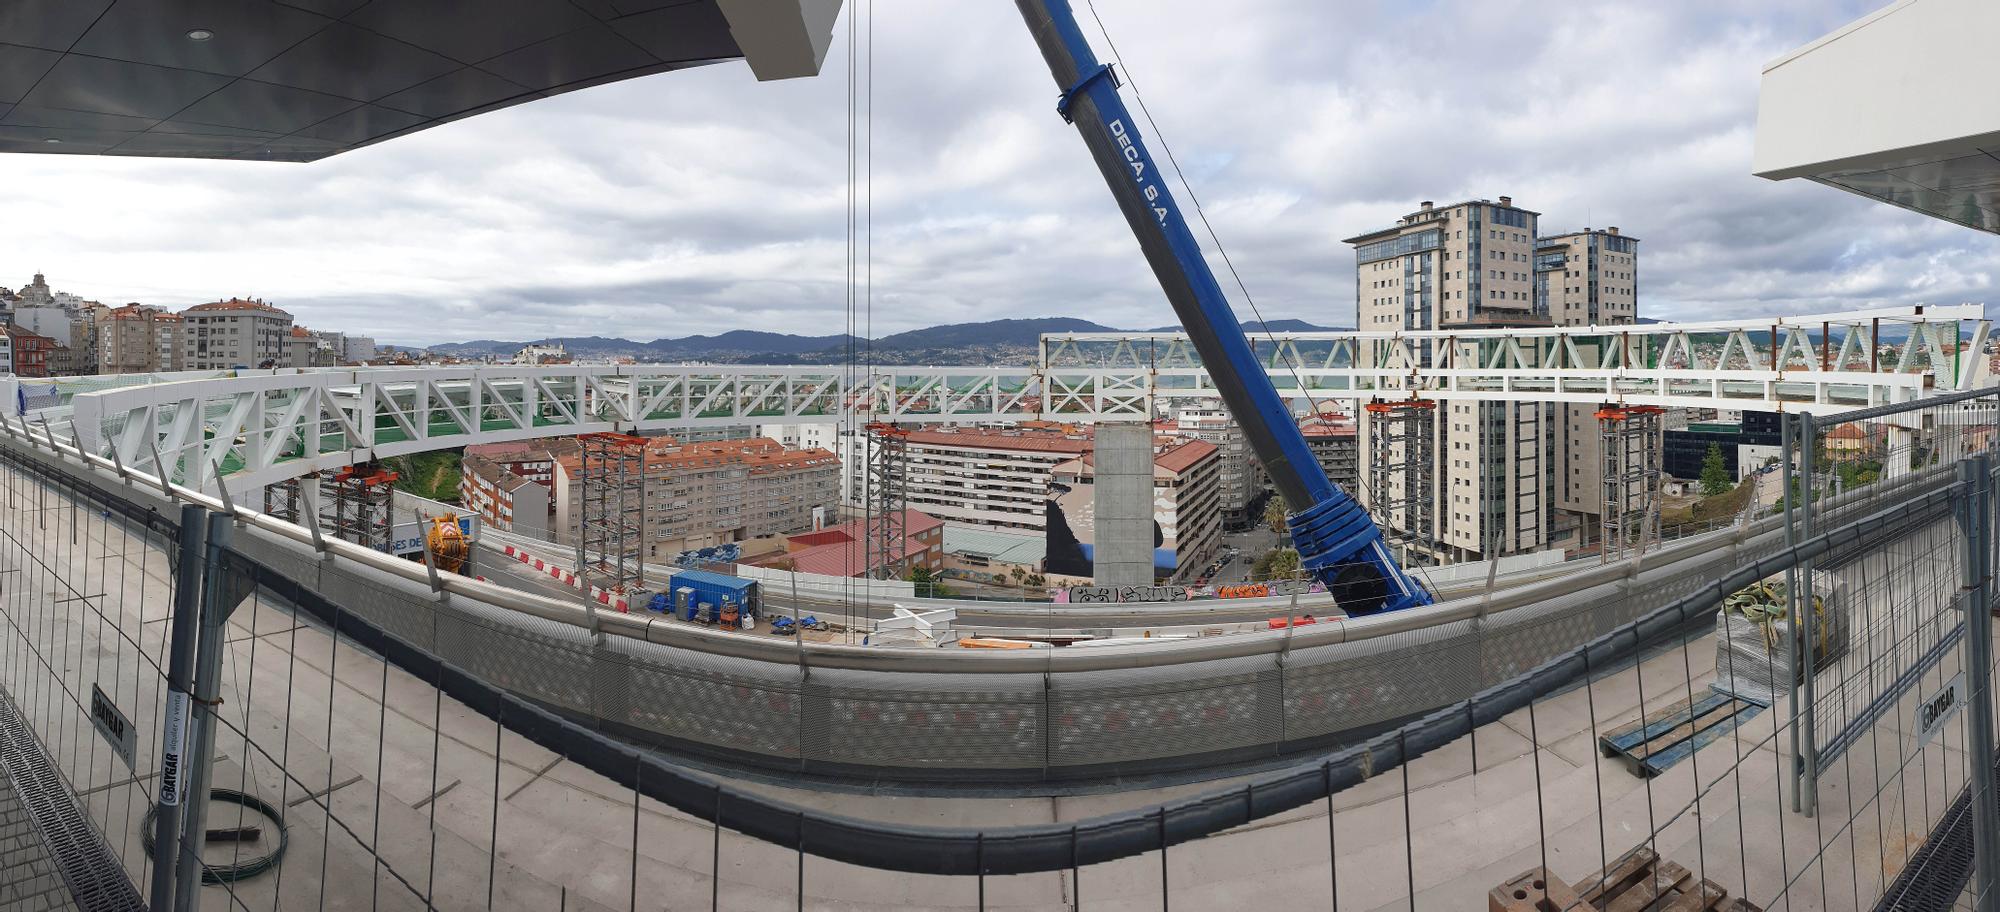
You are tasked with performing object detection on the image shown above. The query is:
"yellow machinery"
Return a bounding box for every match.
[425,513,470,574]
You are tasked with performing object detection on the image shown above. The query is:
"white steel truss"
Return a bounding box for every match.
[19,304,1983,493]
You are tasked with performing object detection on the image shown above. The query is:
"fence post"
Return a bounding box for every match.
[1959,453,2000,911]
[148,504,209,911]
[172,511,237,912]
[1782,410,1803,812]
[1797,410,1819,817]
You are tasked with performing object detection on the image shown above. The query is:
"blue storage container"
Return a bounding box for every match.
[668,569,759,619]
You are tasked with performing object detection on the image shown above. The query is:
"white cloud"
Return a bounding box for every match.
[2,0,1988,346]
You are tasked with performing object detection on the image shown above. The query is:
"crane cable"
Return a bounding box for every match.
[841,0,876,639]
[1081,2,1442,596]
[843,0,857,639]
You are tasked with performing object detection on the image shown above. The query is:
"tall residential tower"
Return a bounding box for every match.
[1535,228,1640,541]
[1344,200,1638,562]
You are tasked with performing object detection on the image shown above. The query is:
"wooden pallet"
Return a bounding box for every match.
[1598,690,1765,779]
[1489,848,1762,912]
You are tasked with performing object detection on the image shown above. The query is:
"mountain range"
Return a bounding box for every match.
[420,317,1349,365]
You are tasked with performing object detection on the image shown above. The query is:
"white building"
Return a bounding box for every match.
[181,298,294,369]
[515,341,568,364]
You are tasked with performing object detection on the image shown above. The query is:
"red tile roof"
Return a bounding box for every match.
[756,511,943,577]
[1299,411,1357,438]
[1152,438,1218,474]
[905,427,1091,454]
[184,297,291,318]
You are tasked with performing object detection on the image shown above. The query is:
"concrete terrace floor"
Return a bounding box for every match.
[0,468,1978,911]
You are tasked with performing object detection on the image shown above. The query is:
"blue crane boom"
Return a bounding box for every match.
[1013,0,1432,614]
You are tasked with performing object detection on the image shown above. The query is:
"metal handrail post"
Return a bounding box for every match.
[147,504,208,911]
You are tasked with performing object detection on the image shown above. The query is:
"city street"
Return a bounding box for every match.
[1204,527,1279,584]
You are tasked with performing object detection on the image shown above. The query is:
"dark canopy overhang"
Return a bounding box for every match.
[0,0,837,162]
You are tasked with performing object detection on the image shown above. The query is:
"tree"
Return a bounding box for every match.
[905,565,951,598]
[1251,547,1300,581]
[1699,442,1731,496]
[1263,498,1289,536]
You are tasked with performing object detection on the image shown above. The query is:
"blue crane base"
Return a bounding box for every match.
[1287,493,1431,615]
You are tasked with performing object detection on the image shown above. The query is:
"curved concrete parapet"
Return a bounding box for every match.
[0,414,1956,783]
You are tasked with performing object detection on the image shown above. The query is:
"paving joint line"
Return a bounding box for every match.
[412,778,460,810]
[504,755,565,802]
[287,772,364,808]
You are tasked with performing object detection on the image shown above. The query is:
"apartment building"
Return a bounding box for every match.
[1048,437,1223,581]
[181,298,293,369]
[290,328,320,366]
[1299,410,1359,494]
[153,312,183,371]
[1535,228,1641,543]
[4,326,52,377]
[97,304,159,374]
[344,336,376,363]
[1171,399,1263,529]
[552,437,840,555]
[460,454,553,538]
[755,422,853,504]
[902,426,1094,532]
[1345,197,1554,561]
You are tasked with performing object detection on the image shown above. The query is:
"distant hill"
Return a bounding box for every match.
[875,317,1118,348]
[647,330,859,357]
[1145,319,1350,333]
[417,316,1355,366]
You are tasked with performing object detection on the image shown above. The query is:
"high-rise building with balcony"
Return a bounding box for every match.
[1345,198,1555,562]
[1536,228,1642,541]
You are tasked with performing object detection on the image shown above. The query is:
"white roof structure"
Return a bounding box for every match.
[1755,0,2000,232]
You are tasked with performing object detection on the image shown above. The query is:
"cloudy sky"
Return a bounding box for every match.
[2,0,1991,347]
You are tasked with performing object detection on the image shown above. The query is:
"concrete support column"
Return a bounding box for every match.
[1885,425,1915,479]
[1092,421,1154,587]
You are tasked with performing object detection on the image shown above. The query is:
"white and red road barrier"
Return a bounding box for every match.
[497,543,624,608]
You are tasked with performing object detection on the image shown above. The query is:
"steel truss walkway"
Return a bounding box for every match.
[13,305,1984,493]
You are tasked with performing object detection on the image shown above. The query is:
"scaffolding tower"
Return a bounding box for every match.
[320,463,396,550]
[577,432,647,595]
[1363,399,1437,562]
[865,422,910,580]
[1598,405,1664,562]
[262,472,310,524]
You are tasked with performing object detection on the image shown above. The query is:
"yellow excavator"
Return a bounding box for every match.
[425,512,470,575]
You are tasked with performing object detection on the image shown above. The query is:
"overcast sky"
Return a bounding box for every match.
[2,0,1989,347]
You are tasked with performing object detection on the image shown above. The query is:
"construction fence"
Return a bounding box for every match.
[0,392,1992,908]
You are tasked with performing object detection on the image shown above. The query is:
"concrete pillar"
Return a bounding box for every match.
[1092,421,1154,587]
[1885,425,1915,478]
